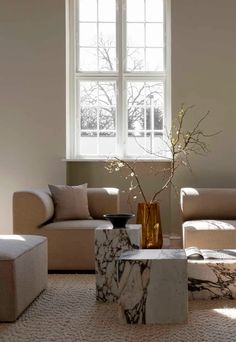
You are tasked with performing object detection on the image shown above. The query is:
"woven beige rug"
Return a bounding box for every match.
[0,274,236,342]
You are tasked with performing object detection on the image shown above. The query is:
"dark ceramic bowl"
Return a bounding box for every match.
[103,213,135,228]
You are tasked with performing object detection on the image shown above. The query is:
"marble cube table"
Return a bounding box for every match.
[117,249,188,324]
[188,249,236,300]
[95,224,141,302]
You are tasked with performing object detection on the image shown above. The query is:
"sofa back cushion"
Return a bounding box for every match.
[87,188,120,219]
[181,187,236,221]
[48,184,91,221]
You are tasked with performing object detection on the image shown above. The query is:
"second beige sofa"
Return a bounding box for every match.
[13,187,119,270]
[181,187,236,249]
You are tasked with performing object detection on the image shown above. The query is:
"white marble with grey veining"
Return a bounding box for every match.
[118,249,188,324]
[95,224,141,302]
[188,249,236,300]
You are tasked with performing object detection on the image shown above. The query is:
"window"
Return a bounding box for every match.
[66,0,171,159]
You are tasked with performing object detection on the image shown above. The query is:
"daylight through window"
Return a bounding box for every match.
[67,0,170,159]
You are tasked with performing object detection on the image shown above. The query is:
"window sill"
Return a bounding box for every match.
[62,157,171,163]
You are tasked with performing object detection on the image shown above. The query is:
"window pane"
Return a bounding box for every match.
[81,131,97,137]
[127,0,144,22]
[80,23,97,46]
[127,48,144,71]
[126,2,164,72]
[80,133,117,155]
[80,48,97,71]
[127,23,144,46]
[81,108,97,129]
[127,82,145,107]
[145,83,164,109]
[98,82,116,106]
[128,108,144,130]
[146,0,163,22]
[126,81,164,156]
[80,135,98,155]
[146,108,163,129]
[127,134,149,156]
[78,81,117,155]
[153,134,168,158]
[98,135,117,155]
[127,133,166,157]
[98,0,116,22]
[79,0,97,22]
[80,81,98,106]
[146,48,164,71]
[146,24,163,47]
[98,23,116,47]
[80,81,117,107]
[78,1,116,72]
[98,47,116,71]
[99,108,116,130]
[154,109,163,130]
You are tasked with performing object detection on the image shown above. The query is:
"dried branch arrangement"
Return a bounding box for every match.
[105,104,220,205]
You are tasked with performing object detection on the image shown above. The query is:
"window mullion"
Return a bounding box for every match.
[144,82,147,151]
[96,81,99,155]
[116,0,125,157]
[67,0,77,159]
[96,0,99,71]
[76,80,80,157]
[144,0,146,71]
[164,0,171,135]
[121,0,127,158]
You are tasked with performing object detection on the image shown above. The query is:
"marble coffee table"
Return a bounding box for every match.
[117,249,188,324]
[188,249,236,300]
[95,224,141,302]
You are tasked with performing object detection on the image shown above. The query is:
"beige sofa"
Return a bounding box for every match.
[181,187,236,249]
[13,188,119,270]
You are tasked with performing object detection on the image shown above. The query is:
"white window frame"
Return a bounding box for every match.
[66,0,171,160]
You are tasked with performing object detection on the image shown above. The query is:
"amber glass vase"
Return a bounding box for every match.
[136,202,163,249]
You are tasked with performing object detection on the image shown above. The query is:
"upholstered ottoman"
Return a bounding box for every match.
[0,235,48,322]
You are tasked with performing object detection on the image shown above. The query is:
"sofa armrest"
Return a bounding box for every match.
[181,187,236,221]
[13,190,54,234]
[87,187,119,218]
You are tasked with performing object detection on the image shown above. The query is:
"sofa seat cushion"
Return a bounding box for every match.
[43,219,112,230]
[39,220,112,270]
[183,220,236,249]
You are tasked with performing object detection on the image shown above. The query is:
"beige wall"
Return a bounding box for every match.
[68,0,236,237]
[171,0,236,233]
[0,0,66,233]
